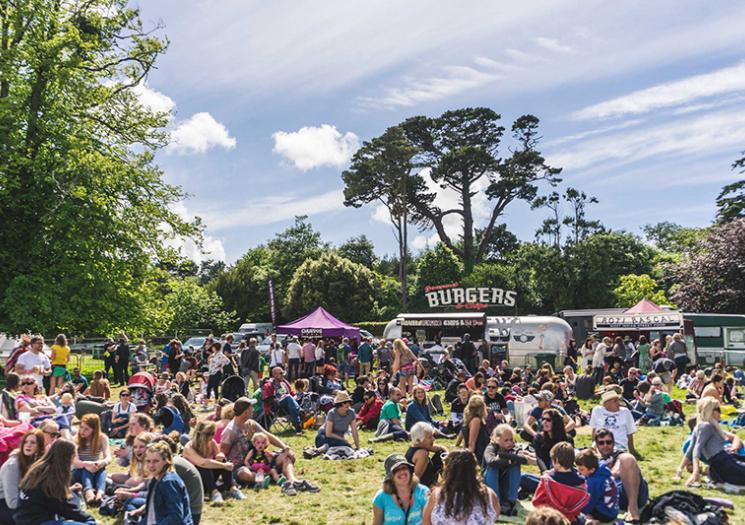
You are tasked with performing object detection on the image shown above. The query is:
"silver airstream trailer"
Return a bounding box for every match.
[486,316,572,368]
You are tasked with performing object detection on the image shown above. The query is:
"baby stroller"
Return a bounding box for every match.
[128,372,156,412]
[220,375,246,402]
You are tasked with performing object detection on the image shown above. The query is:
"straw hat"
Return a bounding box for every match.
[601,390,621,403]
[333,391,353,406]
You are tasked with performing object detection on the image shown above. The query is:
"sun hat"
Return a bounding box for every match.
[601,390,621,403]
[333,391,353,406]
[384,453,414,481]
[534,391,554,402]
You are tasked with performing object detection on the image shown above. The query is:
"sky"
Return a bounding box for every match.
[132,1,745,264]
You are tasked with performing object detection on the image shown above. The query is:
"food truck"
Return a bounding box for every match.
[682,313,745,366]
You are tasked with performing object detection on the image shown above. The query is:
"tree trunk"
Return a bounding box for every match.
[401,213,408,310]
[462,178,474,272]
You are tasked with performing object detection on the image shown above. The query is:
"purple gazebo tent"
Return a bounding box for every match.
[276,306,361,340]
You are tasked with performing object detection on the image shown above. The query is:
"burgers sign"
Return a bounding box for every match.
[424,282,517,310]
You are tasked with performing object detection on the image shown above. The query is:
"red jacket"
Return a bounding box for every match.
[356,398,383,425]
[261,379,295,415]
[532,469,591,523]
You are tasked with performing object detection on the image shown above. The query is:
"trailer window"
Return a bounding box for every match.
[694,326,721,338]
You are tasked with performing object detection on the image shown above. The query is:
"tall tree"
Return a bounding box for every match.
[0,1,196,334]
[342,126,424,308]
[402,109,561,271]
[337,235,378,270]
[715,151,745,223]
[642,222,707,254]
[532,191,561,248]
[414,243,463,309]
[562,187,601,244]
[670,219,745,313]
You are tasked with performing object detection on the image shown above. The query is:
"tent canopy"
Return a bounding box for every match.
[276,307,360,340]
[624,298,666,314]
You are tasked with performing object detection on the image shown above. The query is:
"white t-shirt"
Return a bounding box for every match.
[16,351,51,388]
[592,343,608,368]
[286,342,301,360]
[590,405,636,450]
[315,346,325,361]
[270,348,286,368]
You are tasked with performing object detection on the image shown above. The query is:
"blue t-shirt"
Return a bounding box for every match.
[358,343,374,363]
[372,484,429,525]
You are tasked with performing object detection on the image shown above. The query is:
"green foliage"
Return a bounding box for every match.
[461,261,542,313]
[337,235,378,269]
[0,0,197,335]
[670,219,745,313]
[212,246,273,324]
[353,321,390,336]
[372,272,403,320]
[415,243,463,289]
[643,222,708,254]
[285,253,377,322]
[164,277,238,334]
[715,152,745,224]
[613,274,671,308]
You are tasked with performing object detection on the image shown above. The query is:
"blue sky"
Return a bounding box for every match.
[133,1,745,263]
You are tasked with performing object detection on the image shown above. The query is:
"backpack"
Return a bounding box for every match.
[639,490,727,524]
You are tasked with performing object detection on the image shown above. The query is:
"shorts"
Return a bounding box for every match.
[617,476,648,510]
[52,365,67,377]
[399,363,415,377]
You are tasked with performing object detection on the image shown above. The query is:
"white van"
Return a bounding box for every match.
[238,323,274,335]
[486,316,572,368]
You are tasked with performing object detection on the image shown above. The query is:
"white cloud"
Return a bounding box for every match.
[534,37,572,53]
[272,125,359,171]
[204,189,345,230]
[371,204,390,225]
[573,61,745,120]
[411,233,439,252]
[359,65,499,110]
[164,202,226,264]
[167,112,237,155]
[550,108,745,171]
[132,83,176,115]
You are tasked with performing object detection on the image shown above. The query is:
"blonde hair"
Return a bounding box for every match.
[130,432,156,478]
[490,423,514,444]
[393,339,416,361]
[464,395,487,427]
[696,397,726,439]
[251,431,269,447]
[145,441,174,478]
[192,421,216,458]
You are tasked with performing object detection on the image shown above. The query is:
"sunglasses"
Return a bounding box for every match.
[21,381,36,386]
[487,386,497,390]
[542,417,552,422]
[121,393,131,397]
[44,430,61,438]
[596,439,613,445]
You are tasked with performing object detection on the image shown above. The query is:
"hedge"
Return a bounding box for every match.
[354,321,389,336]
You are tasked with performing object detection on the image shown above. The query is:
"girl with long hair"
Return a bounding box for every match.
[183,421,242,503]
[392,339,417,396]
[685,397,745,487]
[532,408,572,471]
[72,413,111,504]
[462,396,489,463]
[14,439,97,525]
[0,429,44,524]
[423,449,499,525]
[49,334,70,396]
[112,432,155,513]
[133,441,193,524]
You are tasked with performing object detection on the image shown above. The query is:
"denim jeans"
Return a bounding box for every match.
[520,472,540,494]
[124,496,146,512]
[73,467,107,493]
[279,395,301,425]
[315,428,350,448]
[484,464,521,504]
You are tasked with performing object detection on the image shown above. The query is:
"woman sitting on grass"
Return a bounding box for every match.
[113,432,155,513]
[183,421,243,503]
[72,414,111,505]
[685,397,745,489]
[372,453,430,525]
[405,422,448,488]
[112,413,155,485]
[14,439,98,525]
[0,429,44,524]
[423,449,500,525]
[462,395,489,463]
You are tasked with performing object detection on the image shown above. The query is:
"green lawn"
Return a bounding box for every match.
[88,386,745,525]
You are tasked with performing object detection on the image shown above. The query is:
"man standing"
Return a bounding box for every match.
[460,334,477,375]
[301,339,316,378]
[115,336,130,386]
[593,428,648,523]
[102,337,117,381]
[239,338,261,393]
[16,335,51,390]
[592,337,611,385]
[357,337,374,377]
[286,337,302,381]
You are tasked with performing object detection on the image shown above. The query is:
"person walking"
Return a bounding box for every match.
[239,338,261,394]
[115,336,130,386]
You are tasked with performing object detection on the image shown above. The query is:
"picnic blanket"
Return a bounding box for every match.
[323,446,374,460]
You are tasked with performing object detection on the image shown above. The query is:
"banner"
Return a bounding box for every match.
[424,282,517,309]
[593,312,683,330]
[268,279,276,325]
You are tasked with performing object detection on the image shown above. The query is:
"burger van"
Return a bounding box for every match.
[382,313,571,368]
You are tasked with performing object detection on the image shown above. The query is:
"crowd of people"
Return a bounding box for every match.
[0,330,741,525]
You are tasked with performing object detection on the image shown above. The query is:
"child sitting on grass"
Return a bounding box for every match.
[483,423,536,516]
[575,448,619,523]
[244,432,283,489]
[532,442,590,524]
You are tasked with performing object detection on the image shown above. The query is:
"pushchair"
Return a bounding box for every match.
[128,372,156,412]
[220,375,246,402]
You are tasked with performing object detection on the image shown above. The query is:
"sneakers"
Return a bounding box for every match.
[281,481,298,496]
[210,490,224,504]
[303,447,321,459]
[228,487,246,500]
[277,475,287,487]
[294,479,321,493]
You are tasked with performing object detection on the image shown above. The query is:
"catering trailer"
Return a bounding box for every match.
[683,313,745,366]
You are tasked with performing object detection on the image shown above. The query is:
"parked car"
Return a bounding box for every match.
[257,334,291,355]
[360,329,374,340]
[182,336,222,352]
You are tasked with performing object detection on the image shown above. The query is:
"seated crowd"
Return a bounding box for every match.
[0,332,741,525]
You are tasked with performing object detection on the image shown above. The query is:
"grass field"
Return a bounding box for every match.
[86,385,745,525]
